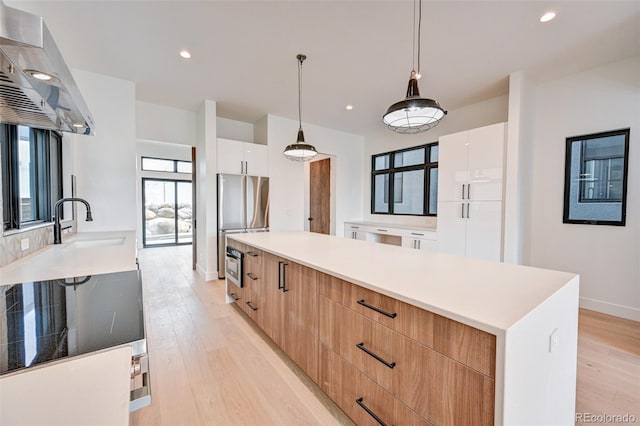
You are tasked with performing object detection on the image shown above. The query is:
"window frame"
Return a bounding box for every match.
[562,128,630,226]
[1,125,62,232]
[371,142,438,216]
[141,156,192,174]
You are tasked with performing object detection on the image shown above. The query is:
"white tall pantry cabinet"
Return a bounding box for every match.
[437,122,506,261]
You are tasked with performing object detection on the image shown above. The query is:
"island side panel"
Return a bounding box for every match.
[0,345,132,426]
[502,277,579,425]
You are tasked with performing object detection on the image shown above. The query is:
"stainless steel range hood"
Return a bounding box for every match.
[0,3,94,135]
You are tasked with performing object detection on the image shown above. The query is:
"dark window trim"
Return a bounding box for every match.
[141,156,192,174]
[1,125,62,232]
[141,177,193,248]
[371,143,438,216]
[563,128,630,226]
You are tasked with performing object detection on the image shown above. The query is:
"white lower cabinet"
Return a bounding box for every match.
[344,222,436,250]
[401,236,437,251]
[437,201,502,261]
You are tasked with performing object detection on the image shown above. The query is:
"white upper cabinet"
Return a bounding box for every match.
[217,138,268,176]
[438,122,506,202]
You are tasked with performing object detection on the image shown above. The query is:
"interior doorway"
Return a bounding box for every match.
[142,178,193,247]
[308,157,331,235]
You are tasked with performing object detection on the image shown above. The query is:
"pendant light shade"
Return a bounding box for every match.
[284,54,318,162]
[383,0,446,134]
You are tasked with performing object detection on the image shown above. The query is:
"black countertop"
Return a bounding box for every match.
[0,270,144,376]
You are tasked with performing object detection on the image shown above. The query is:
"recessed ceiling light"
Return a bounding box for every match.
[25,69,58,82]
[345,105,354,111]
[179,49,192,59]
[540,11,556,23]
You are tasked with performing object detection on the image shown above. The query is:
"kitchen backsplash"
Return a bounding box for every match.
[0,225,54,267]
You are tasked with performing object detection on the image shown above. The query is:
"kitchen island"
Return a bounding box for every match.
[228,231,579,426]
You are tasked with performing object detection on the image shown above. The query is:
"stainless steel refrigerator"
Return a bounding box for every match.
[217,174,269,278]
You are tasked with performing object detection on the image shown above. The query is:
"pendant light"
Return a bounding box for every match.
[383,0,447,134]
[283,54,318,161]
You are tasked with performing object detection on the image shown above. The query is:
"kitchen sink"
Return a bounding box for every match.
[65,237,126,248]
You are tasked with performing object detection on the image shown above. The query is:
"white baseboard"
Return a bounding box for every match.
[196,263,219,282]
[579,297,640,322]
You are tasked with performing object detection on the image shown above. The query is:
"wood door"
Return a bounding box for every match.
[283,261,319,383]
[309,158,330,234]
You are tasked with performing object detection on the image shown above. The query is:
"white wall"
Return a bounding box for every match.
[71,70,136,232]
[526,56,640,320]
[217,117,255,143]
[362,95,509,228]
[195,100,218,280]
[136,101,196,147]
[266,115,364,236]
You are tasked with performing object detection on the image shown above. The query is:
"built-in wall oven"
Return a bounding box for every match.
[225,246,244,288]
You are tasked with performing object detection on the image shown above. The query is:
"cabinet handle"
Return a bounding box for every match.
[412,240,416,249]
[278,261,283,290]
[351,226,359,229]
[352,231,357,239]
[411,232,424,236]
[355,398,388,426]
[462,183,466,199]
[282,262,288,293]
[468,183,471,199]
[357,299,397,318]
[246,251,258,257]
[356,342,396,369]
[245,161,248,175]
[246,301,258,311]
[417,239,421,250]
[467,202,470,219]
[247,272,258,281]
[229,292,239,301]
[461,203,465,218]
[377,228,387,232]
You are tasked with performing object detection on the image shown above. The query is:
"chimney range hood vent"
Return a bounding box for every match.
[0,3,95,135]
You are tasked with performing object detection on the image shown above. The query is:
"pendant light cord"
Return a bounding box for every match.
[298,56,303,132]
[417,0,422,75]
[412,0,422,74]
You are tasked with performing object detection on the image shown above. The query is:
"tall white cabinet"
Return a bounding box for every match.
[437,122,506,261]
[217,138,268,176]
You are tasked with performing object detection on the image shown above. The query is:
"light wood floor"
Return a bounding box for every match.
[131,245,640,426]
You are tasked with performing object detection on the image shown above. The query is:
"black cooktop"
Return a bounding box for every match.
[0,270,144,376]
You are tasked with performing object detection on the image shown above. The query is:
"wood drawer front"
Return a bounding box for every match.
[226,283,243,305]
[319,273,496,378]
[244,246,263,271]
[319,297,395,390]
[319,274,398,328]
[433,314,496,377]
[320,345,432,426]
[393,334,495,426]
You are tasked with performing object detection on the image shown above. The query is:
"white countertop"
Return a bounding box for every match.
[0,231,137,285]
[344,221,437,232]
[229,231,578,335]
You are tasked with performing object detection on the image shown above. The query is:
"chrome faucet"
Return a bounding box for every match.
[53,198,93,244]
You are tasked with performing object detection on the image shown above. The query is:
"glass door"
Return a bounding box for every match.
[142,178,193,247]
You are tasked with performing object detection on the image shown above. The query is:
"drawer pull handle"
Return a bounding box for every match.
[229,292,239,301]
[356,343,396,369]
[246,301,258,311]
[411,232,424,236]
[247,272,258,281]
[351,226,359,229]
[246,251,258,257]
[377,228,388,232]
[355,398,387,426]
[357,299,397,318]
[278,261,283,290]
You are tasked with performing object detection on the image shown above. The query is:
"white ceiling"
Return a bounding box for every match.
[9,1,640,137]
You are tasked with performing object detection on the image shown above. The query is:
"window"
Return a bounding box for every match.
[563,129,630,226]
[371,143,438,216]
[141,157,192,174]
[1,125,63,231]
